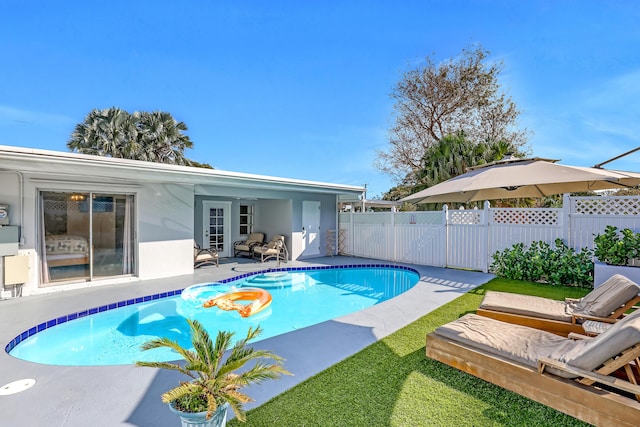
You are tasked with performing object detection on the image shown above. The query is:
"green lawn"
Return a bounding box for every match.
[229,278,592,427]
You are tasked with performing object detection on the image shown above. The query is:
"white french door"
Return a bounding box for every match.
[202,201,231,257]
[302,201,321,257]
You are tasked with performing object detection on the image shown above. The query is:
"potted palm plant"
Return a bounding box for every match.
[593,225,640,287]
[136,319,290,427]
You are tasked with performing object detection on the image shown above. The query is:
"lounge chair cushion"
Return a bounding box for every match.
[434,314,577,370]
[435,310,640,380]
[235,233,265,252]
[480,291,573,322]
[479,274,640,322]
[246,232,264,243]
[566,309,640,372]
[257,235,284,251]
[574,274,640,318]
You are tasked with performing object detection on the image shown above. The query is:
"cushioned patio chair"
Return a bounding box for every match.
[194,241,219,268]
[477,274,640,336]
[426,311,640,426]
[233,232,265,258]
[253,235,288,264]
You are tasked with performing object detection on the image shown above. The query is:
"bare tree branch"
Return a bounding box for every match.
[377,44,531,184]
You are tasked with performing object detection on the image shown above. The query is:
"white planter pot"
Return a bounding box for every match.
[168,402,228,427]
[594,260,640,288]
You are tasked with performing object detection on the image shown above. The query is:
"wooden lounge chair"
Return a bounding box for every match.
[477,274,640,336]
[426,311,640,426]
[253,235,288,264]
[194,241,218,268]
[233,232,265,258]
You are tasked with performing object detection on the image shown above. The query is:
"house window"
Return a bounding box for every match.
[239,204,254,235]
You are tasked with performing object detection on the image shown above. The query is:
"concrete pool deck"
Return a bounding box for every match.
[0,256,494,426]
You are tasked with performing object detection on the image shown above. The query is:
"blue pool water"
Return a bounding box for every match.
[8,266,419,366]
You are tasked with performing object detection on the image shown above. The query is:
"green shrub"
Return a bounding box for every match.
[491,239,593,287]
[594,225,640,266]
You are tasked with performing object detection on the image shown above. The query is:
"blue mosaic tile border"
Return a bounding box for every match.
[5,263,419,354]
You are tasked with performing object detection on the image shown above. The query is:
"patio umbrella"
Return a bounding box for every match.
[400,157,640,204]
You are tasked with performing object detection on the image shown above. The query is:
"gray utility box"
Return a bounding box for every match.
[0,204,8,225]
[0,225,19,256]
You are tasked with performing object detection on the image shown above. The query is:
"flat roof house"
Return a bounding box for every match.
[0,145,364,297]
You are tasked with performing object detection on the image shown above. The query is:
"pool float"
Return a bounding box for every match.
[181,283,232,304]
[203,287,272,318]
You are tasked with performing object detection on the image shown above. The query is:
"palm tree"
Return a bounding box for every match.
[416,133,477,188]
[68,108,195,166]
[68,107,137,158]
[136,319,290,422]
[417,133,520,189]
[137,111,193,165]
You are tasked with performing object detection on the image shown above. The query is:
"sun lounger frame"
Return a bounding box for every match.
[426,332,640,427]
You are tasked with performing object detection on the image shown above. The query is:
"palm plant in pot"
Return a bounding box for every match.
[136,319,290,427]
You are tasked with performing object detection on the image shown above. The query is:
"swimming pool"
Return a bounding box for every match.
[7,265,419,366]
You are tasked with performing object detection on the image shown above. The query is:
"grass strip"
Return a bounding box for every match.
[230,278,591,426]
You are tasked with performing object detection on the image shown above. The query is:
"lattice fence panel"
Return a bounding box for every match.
[448,210,482,225]
[490,208,560,226]
[573,196,640,216]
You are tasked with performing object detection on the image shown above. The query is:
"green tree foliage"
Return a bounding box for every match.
[383,132,524,208]
[376,44,530,186]
[187,160,214,169]
[415,133,517,190]
[68,107,211,167]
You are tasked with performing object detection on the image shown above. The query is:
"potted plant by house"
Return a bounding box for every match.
[593,225,640,287]
[136,319,290,427]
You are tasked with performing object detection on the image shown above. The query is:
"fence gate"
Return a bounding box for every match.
[396,211,446,267]
[445,208,487,271]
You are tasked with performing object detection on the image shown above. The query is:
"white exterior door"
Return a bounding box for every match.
[202,201,231,257]
[302,201,321,257]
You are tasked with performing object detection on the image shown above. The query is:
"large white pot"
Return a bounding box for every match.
[594,260,640,288]
[168,402,228,427]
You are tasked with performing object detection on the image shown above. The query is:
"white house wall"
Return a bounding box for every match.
[137,183,194,280]
[0,146,363,297]
[0,172,195,295]
[257,199,292,255]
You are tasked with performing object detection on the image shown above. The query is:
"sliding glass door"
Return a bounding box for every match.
[40,191,135,284]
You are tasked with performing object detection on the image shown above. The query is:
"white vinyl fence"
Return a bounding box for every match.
[338,195,640,272]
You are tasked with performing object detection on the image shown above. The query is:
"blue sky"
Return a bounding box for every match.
[1,1,639,197]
